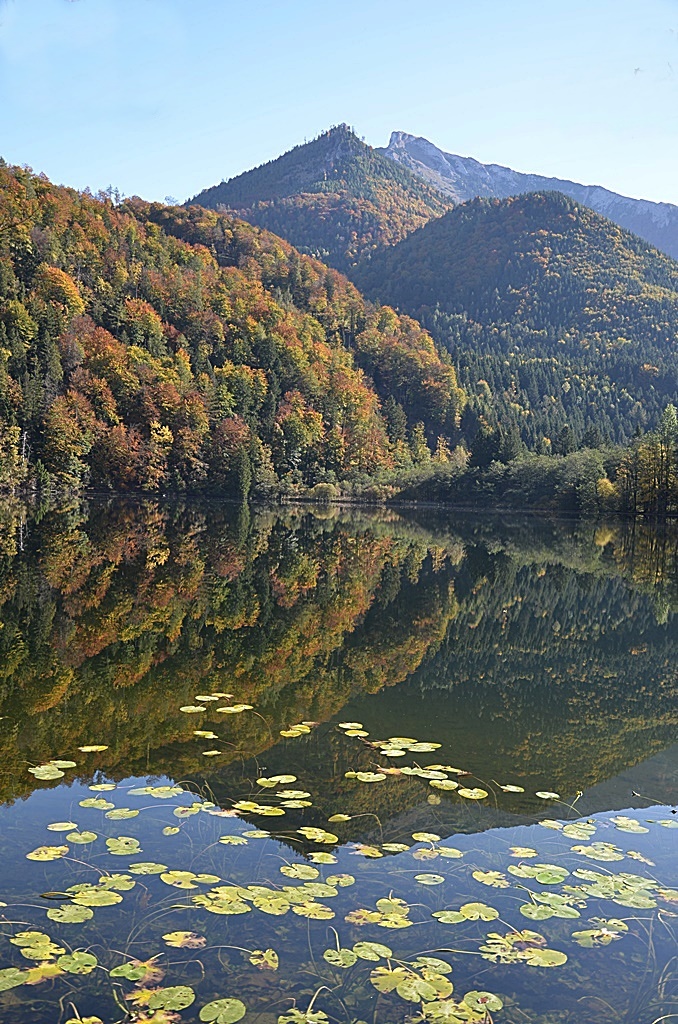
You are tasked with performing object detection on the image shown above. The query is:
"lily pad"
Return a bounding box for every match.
[280,863,319,880]
[323,947,358,968]
[128,861,167,874]
[163,930,207,948]
[353,941,393,960]
[66,830,98,844]
[249,948,278,970]
[47,904,94,924]
[0,967,26,991]
[148,985,196,1011]
[472,869,510,888]
[26,845,69,862]
[106,836,141,856]
[57,952,98,975]
[199,998,247,1023]
[463,991,503,1012]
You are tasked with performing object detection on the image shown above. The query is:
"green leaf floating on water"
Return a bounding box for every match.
[128,861,167,874]
[571,842,624,862]
[415,873,445,886]
[572,918,629,946]
[508,862,570,884]
[47,821,78,831]
[249,948,278,970]
[147,985,196,1011]
[611,815,650,834]
[46,904,94,923]
[472,869,510,888]
[26,845,69,861]
[79,798,115,810]
[297,827,337,844]
[353,941,392,960]
[280,864,319,880]
[98,873,135,891]
[105,808,139,820]
[520,903,556,921]
[308,851,338,864]
[57,952,98,975]
[28,764,64,780]
[434,901,499,923]
[110,961,149,980]
[160,870,221,889]
[370,965,440,1002]
[163,931,207,948]
[69,885,123,907]
[199,997,247,1023]
[463,991,503,1013]
[524,948,568,967]
[413,956,453,975]
[353,772,386,783]
[106,836,142,855]
[292,901,334,919]
[128,785,183,799]
[421,1000,481,1022]
[323,947,358,968]
[0,967,26,991]
[66,830,97,844]
[458,787,488,800]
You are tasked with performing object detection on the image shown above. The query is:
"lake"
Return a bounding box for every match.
[0,498,676,1024]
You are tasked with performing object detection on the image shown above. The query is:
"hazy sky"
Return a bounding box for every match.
[1,0,677,204]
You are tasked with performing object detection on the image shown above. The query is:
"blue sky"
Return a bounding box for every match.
[1,0,677,205]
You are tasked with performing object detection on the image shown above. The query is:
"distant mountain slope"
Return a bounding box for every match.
[188,124,452,270]
[381,131,678,260]
[354,191,678,446]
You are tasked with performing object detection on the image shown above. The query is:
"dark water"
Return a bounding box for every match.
[0,498,676,1024]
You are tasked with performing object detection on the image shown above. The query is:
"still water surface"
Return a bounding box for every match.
[0,500,676,1024]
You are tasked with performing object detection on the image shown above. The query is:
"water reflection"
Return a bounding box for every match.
[0,499,675,1023]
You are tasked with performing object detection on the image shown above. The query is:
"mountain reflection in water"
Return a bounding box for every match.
[0,498,675,1024]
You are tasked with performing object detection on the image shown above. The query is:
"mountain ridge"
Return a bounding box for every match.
[380,130,678,259]
[187,124,452,269]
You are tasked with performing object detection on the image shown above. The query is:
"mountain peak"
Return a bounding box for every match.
[188,126,451,270]
[379,132,678,259]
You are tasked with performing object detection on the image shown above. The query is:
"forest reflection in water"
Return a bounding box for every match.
[0,497,675,1024]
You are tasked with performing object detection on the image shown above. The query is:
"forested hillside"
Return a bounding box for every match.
[0,160,464,497]
[188,124,452,271]
[354,191,678,448]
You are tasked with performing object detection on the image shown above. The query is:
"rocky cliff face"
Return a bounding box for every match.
[380,131,678,259]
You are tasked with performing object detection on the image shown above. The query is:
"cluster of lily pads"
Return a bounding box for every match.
[1,699,675,1024]
[336,723,564,804]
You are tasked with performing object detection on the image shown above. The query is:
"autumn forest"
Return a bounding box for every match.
[2,125,678,515]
